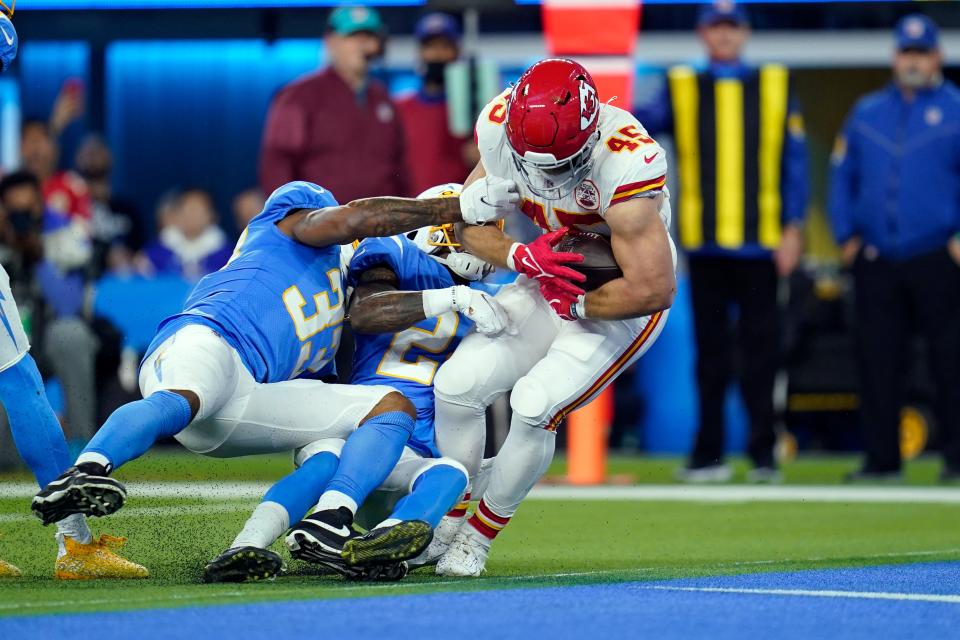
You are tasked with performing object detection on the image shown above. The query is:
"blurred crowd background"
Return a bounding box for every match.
[1,0,958,482]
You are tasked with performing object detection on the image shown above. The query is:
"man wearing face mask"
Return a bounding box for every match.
[829,14,960,484]
[396,13,476,196]
[259,5,406,201]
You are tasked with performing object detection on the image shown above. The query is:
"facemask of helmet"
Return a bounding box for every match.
[509,130,599,201]
[407,182,496,281]
[404,222,499,281]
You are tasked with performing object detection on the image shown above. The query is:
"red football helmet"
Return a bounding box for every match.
[505,58,601,200]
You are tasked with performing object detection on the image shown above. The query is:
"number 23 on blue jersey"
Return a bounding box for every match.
[376,311,459,385]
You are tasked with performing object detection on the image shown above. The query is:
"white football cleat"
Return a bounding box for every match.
[408,514,463,567]
[435,529,489,577]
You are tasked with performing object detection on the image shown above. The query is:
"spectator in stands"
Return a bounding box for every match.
[232,187,265,234]
[20,120,91,224]
[152,189,180,235]
[829,15,960,484]
[397,13,477,195]
[0,171,98,445]
[74,134,143,276]
[259,5,405,201]
[140,188,232,281]
[637,2,809,483]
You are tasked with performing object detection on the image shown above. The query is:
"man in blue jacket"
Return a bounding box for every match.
[829,14,960,483]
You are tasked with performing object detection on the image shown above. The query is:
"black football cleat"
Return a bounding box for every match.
[342,520,433,567]
[32,463,126,525]
[203,546,284,583]
[346,561,410,583]
[285,507,358,566]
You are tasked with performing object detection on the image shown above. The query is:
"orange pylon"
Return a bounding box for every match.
[566,386,614,485]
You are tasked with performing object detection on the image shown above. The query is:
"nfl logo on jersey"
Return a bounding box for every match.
[575,179,600,211]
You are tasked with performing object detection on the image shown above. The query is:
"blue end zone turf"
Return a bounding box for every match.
[3,562,959,639]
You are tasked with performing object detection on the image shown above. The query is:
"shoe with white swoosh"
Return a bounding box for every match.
[286,507,358,566]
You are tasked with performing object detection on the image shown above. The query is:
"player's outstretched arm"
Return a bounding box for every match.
[349,267,429,334]
[458,224,516,270]
[349,266,508,336]
[284,197,464,248]
[582,196,676,320]
[453,159,526,268]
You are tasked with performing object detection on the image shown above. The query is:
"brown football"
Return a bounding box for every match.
[552,230,623,291]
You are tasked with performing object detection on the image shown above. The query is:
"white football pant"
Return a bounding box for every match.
[0,265,31,373]
[140,324,395,457]
[434,276,667,518]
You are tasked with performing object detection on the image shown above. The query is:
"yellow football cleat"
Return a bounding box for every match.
[0,558,22,578]
[55,534,149,580]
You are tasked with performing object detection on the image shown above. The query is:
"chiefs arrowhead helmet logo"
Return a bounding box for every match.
[579,79,599,131]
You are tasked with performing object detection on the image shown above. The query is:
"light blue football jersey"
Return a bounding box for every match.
[145,182,344,383]
[347,236,495,458]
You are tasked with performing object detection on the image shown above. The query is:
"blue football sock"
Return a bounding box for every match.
[390,464,468,528]
[0,354,71,487]
[263,451,339,523]
[81,391,193,471]
[322,410,415,511]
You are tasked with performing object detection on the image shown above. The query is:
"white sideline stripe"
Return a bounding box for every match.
[644,585,960,604]
[530,485,960,503]
[0,502,251,523]
[4,482,960,503]
[1,550,958,613]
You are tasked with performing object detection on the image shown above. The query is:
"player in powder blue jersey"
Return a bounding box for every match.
[33,178,518,577]
[204,184,508,582]
[0,15,146,580]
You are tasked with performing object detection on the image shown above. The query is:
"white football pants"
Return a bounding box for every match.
[140,324,395,458]
[0,265,30,373]
[434,276,667,518]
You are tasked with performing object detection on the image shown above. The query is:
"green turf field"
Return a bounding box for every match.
[1,451,958,617]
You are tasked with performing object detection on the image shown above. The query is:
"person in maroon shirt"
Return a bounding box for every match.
[259,6,406,201]
[396,13,478,196]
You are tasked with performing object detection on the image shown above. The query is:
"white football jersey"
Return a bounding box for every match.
[476,90,671,238]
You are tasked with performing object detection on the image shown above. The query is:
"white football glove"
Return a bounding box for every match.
[459,175,519,225]
[422,285,509,336]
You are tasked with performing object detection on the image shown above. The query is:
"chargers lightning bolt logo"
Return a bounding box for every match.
[0,288,19,348]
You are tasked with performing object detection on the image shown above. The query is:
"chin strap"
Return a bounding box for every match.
[431,252,494,282]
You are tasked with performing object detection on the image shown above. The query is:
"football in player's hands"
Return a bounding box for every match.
[507,228,585,298]
[552,230,623,291]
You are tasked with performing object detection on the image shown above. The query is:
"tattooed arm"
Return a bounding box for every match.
[348,267,429,334]
[349,265,510,337]
[275,197,463,249]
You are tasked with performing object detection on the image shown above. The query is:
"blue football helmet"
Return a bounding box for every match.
[0,8,17,73]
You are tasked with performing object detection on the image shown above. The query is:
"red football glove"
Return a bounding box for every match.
[539,278,587,321]
[507,228,586,297]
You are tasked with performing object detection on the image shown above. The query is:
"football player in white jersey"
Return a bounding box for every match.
[430,58,678,576]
